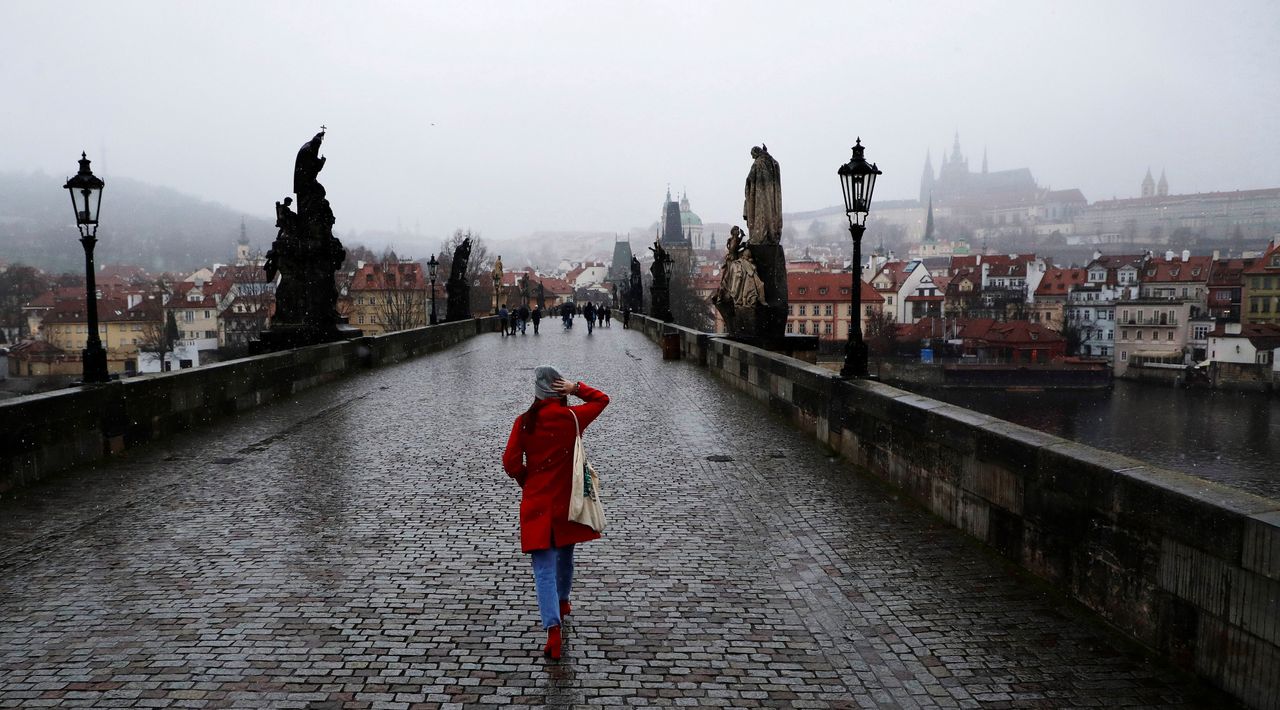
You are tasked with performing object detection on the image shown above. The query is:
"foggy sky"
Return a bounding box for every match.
[3,1,1278,253]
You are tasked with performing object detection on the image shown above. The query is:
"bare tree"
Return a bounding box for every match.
[139,310,181,370]
[865,309,898,356]
[374,252,428,332]
[436,228,491,317]
[668,254,714,331]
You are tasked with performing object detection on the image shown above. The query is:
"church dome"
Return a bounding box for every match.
[680,210,702,226]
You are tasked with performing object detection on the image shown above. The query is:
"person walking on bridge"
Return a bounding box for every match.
[503,367,609,659]
[583,302,597,334]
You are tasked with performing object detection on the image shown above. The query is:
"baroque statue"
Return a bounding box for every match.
[744,145,782,245]
[445,237,472,321]
[712,225,767,308]
[648,239,673,322]
[715,144,790,339]
[252,130,357,352]
[628,256,643,311]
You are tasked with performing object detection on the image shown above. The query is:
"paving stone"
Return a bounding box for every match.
[0,325,1233,707]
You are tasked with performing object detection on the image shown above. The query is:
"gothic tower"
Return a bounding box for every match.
[1141,168,1155,198]
[1157,169,1168,197]
[923,196,936,244]
[919,150,935,204]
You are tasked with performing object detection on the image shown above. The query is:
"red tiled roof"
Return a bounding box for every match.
[1207,258,1254,287]
[1034,268,1088,296]
[1243,242,1280,275]
[788,272,882,303]
[349,261,428,290]
[1141,256,1213,283]
[1209,322,1280,351]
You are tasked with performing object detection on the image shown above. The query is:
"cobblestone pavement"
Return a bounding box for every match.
[0,323,1233,709]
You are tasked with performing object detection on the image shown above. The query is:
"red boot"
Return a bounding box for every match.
[543,625,562,659]
[560,600,572,618]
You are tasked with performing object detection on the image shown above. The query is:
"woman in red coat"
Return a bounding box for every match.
[503,365,609,659]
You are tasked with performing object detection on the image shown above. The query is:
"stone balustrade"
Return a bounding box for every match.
[626,311,1280,710]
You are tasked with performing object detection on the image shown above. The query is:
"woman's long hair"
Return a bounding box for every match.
[521,396,566,435]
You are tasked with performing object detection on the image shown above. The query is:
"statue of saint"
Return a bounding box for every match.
[492,255,504,284]
[714,225,767,307]
[743,145,782,244]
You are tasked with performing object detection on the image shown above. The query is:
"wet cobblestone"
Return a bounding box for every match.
[0,324,1232,708]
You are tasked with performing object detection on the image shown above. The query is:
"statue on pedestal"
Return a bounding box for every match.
[628,256,644,311]
[712,225,767,310]
[252,130,358,353]
[445,237,472,321]
[648,240,673,323]
[723,144,788,338]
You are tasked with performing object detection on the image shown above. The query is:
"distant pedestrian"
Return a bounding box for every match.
[584,303,596,334]
[531,306,542,335]
[622,305,631,329]
[499,305,510,337]
[518,304,530,335]
[503,367,610,659]
[602,307,611,327]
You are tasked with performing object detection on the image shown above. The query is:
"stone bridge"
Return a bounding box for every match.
[0,318,1267,708]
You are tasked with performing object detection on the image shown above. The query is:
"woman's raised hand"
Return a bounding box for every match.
[552,378,579,397]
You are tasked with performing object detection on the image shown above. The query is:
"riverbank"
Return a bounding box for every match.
[902,379,1280,501]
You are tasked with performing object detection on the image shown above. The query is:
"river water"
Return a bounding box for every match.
[907,381,1280,501]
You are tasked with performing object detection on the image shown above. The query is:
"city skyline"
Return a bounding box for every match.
[2,1,1277,244]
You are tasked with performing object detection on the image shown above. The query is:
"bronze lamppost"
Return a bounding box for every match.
[64,153,109,383]
[428,253,439,325]
[837,138,882,379]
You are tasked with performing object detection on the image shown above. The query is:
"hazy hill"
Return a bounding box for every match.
[0,171,273,274]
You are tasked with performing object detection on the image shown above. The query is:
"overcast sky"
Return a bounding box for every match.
[3,1,1278,249]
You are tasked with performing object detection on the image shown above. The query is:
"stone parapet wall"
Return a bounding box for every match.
[629,312,1280,710]
[1,317,496,496]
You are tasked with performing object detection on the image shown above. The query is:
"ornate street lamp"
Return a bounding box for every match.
[837,138,882,379]
[64,152,109,383]
[427,253,439,325]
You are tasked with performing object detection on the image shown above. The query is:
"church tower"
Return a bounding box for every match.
[919,150,935,204]
[1157,169,1168,197]
[235,218,251,266]
[923,196,936,244]
[1141,168,1155,198]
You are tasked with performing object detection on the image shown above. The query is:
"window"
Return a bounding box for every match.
[824,304,833,316]
[1121,351,1128,361]
[1136,331,1143,340]
[798,287,807,294]
[798,322,807,334]
[358,315,365,324]
[818,287,828,295]
[786,323,793,334]
[788,304,793,315]
[1167,332,1174,341]
[369,297,377,306]
[798,305,806,316]
[824,323,832,335]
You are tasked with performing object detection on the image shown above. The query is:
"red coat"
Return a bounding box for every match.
[503,382,610,553]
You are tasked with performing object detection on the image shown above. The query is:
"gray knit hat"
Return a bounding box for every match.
[534,365,563,400]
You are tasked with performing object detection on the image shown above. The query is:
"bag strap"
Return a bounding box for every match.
[569,409,580,438]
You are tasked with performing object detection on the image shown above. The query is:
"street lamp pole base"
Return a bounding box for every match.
[840,339,870,379]
[81,345,110,384]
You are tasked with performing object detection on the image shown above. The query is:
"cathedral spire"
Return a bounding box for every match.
[1141,168,1155,198]
[1157,169,1168,197]
[951,132,963,164]
[982,146,988,174]
[923,195,936,244]
[919,150,936,204]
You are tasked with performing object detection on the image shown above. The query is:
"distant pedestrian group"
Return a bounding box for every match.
[500,304,537,336]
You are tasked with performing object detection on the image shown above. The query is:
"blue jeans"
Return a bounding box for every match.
[529,545,574,629]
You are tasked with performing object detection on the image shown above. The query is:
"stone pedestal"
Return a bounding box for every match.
[747,242,788,339]
[249,323,363,355]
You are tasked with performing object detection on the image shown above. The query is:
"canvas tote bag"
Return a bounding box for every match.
[568,410,606,532]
